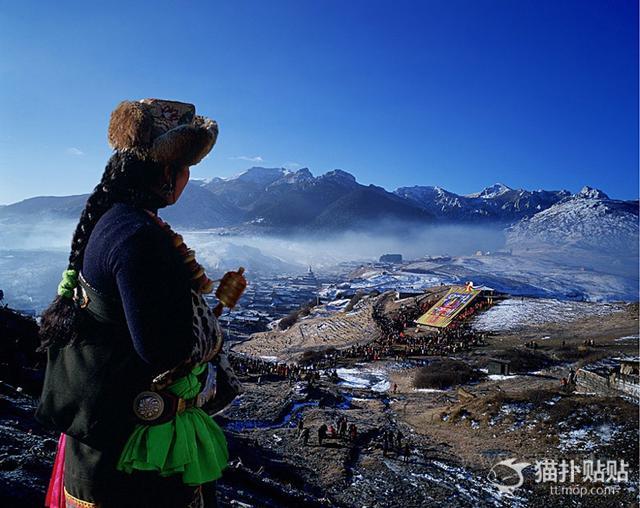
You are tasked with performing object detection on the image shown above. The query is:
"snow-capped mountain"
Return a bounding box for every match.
[268,167,315,187]
[203,167,293,210]
[205,166,432,231]
[212,166,292,187]
[465,182,513,199]
[575,186,609,200]
[394,186,465,216]
[506,187,639,276]
[395,183,571,222]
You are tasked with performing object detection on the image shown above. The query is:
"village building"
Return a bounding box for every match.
[379,254,403,264]
[487,358,511,376]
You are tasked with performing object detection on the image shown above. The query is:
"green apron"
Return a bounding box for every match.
[117,364,228,486]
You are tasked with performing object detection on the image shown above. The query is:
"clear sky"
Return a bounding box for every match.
[0,0,637,204]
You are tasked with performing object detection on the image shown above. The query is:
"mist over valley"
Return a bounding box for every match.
[0,167,637,311]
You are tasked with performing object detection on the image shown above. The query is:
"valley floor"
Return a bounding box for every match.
[217,298,639,507]
[0,297,638,507]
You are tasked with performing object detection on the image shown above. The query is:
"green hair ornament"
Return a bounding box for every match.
[57,269,79,299]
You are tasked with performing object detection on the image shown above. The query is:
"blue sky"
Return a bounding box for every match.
[0,0,637,204]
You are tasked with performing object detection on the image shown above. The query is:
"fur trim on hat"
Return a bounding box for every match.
[150,121,218,166]
[108,101,153,151]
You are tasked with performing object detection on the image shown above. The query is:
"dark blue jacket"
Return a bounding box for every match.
[82,202,194,373]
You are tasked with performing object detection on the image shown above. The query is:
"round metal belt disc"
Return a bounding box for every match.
[133,391,165,421]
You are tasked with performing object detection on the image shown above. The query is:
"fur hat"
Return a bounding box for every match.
[108,99,218,166]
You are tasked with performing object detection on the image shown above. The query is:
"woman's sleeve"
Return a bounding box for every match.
[112,225,195,373]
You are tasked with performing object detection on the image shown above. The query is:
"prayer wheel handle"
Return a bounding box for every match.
[213,267,247,317]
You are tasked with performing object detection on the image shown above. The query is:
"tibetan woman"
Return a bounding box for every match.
[36,99,243,508]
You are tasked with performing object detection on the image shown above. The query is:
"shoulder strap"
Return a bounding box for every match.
[77,272,125,325]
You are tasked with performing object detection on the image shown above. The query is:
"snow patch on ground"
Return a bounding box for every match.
[309,298,351,318]
[472,298,622,332]
[500,402,534,416]
[488,374,520,381]
[480,368,520,381]
[558,423,619,451]
[615,335,639,343]
[337,366,390,392]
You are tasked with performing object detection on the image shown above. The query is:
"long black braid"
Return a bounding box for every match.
[39,152,174,349]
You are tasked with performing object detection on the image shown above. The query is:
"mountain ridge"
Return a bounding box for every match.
[1,166,636,233]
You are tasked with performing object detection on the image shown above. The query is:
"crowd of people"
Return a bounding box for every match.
[358,293,493,360]
[228,355,322,383]
[296,416,359,446]
[229,293,494,382]
[379,428,411,461]
[294,417,413,461]
[395,326,487,356]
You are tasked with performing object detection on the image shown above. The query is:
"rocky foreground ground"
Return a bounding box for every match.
[0,299,638,507]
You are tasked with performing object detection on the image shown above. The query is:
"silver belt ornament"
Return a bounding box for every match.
[133,391,165,421]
